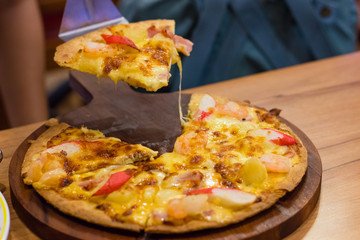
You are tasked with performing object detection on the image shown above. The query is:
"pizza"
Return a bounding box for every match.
[54,19,193,92]
[22,94,307,233]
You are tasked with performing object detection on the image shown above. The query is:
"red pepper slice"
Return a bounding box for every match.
[101,34,139,50]
[92,170,132,196]
[264,128,297,145]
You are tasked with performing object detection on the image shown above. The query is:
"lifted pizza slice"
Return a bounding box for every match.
[54,19,193,92]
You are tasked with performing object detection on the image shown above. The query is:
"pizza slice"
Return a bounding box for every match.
[54,19,193,92]
[21,119,160,231]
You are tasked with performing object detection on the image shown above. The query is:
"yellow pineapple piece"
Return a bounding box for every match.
[240,157,268,186]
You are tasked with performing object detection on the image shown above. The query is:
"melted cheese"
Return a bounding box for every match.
[26,92,304,231]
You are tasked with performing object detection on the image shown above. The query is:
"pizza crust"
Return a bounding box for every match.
[274,123,308,192]
[35,188,142,232]
[54,27,112,67]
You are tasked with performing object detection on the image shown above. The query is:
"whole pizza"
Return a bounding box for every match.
[22,19,307,234]
[22,94,307,233]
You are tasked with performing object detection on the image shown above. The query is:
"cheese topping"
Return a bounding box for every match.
[24,93,305,231]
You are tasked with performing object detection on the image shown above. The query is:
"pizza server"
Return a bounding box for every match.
[59,0,128,42]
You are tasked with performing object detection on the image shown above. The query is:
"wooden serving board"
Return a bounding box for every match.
[9,71,322,240]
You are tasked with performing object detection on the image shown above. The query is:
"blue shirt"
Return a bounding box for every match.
[119,0,358,91]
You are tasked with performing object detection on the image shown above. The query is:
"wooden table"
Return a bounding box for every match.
[1,52,360,239]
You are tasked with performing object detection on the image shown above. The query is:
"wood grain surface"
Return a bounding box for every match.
[8,71,320,240]
[2,52,360,239]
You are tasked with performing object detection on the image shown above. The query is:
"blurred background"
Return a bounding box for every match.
[0,0,359,130]
[0,0,118,130]
[39,0,360,114]
[40,0,83,118]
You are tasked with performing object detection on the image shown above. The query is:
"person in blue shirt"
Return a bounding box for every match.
[118,0,358,92]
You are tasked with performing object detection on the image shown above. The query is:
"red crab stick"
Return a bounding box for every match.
[187,187,257,207]
[195,94,216,121]
[187,187,216,195]
[93,170,132,196]
[101,34,139,50]
[263,128,297,145]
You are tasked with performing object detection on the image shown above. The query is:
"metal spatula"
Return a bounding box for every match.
[59,0,128,42]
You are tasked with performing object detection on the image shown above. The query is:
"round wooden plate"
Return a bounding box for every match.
[9,71,322,240]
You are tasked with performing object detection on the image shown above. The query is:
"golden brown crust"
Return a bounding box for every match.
[35,188,142,232]
[54,27,111,67]
[274,123,308,191]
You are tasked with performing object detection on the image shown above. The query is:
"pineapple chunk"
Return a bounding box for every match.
[106,189,137,208]
[240,157,268,186]
[210,188,257,209]
[155,189,183,205]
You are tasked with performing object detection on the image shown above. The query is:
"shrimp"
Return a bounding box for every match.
[37,168,67,188]
[26,152,62,183]
[194,95,250,121]
[25,142,81,183]
[26,160,43,183]
[166,195,208,219]
[260,153,290,173]
[174,131,208,155]
[215,101,250,121]
[84,42,116,55]
[166,198,187,219]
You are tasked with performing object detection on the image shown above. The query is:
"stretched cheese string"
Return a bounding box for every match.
[176,59,187,126]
